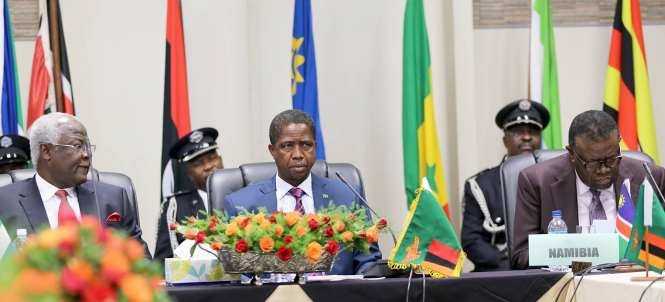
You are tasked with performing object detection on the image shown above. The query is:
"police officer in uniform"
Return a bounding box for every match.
[154,128,223,263]
[0,135,31,174]
[461,99,550,271]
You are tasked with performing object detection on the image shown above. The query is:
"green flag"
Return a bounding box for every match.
[402,0,449,215]
[626,181,665,272]
[389,179,465,278]
[529,0,562,149]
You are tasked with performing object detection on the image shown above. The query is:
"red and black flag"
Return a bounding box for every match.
[161,0,192,201]
[27,0,75,128]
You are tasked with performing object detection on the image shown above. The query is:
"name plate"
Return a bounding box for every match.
[528,233,619,266]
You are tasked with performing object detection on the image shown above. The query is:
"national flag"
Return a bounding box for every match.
[616,178,634,257]
[626,181,665,273]
[603,0,659,163]
[388,178,465,278]
[529,0,562,149]
[291,0,325,159]
[0,0,22,135]
[26,0,75,129]
[402,0,449,215]
[161,0,193,200]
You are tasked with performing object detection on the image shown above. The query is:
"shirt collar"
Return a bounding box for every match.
[276,173,313,199]
[35,172,76,202]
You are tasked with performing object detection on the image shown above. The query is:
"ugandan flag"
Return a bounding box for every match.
[626,181,665,273]
[603,0,659,163]
[402,0,449,216]
[161,0,193,200]
[389,179,465,278]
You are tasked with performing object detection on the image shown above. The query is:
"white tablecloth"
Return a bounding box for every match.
[565,271,665,302]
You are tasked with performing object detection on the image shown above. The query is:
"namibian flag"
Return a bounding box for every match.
[402,0,449,215]
[0,0,22,135]
[626,181,665,273]
[616,179,635,257]
[161,0,193,200]
[291,0,325,160]
[389,179,465,278]
[603,0,659,163]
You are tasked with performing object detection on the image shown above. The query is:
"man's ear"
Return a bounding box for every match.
[502,133,510,149]
[40,144,52,161]
[268,144,276,158]
[565,145,575,164]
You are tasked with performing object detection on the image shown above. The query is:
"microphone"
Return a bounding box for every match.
[642,162,665,208]
[335,171,397,245]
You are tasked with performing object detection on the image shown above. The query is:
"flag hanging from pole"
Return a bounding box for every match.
[0,0,23,135]
[161,0,193,201]
[603,0,659,163]
[626,180,665,273]
[529,0,562,149]
[402,0,449,216]
[26,0,74,129]
[291,0,325,160]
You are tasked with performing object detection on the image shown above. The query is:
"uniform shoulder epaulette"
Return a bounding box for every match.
[164,190,194,200]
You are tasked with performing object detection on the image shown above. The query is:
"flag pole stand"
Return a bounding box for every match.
[632,227,661,281]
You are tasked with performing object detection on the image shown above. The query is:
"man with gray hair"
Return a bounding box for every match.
[511,110,665,269]
[0,113,148,255]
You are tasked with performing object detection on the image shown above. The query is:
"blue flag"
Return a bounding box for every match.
[0,0,22,135]
[291,0,325,159]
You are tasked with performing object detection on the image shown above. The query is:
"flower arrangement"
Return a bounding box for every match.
[0,217,169,302]
[175,204,386,269]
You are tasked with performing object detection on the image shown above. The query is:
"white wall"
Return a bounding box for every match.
[10,1,665,258]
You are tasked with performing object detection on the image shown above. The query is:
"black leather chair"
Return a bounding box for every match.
[499,149,653,263]
[207,160,365,213]
[6,168,141,226]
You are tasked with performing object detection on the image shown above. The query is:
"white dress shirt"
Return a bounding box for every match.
[575,173,616,229]
[35,173,82,228]
[197,189,209,212]
[275,173,315,214]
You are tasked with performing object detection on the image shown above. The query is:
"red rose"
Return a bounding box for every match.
[276,246,293,261]
[82,280,115,302]
[308,218,319,230]
[195,231,206,244]
[208,218,218,230]
[284,235,293,245]
[324,227,334,238]
[61,268,87,294]
[168,223,178,230]
[235,239,249,253]
[376,218,388,230]
[325,240,340,255]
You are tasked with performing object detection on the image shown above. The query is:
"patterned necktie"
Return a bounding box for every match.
[56,189,78,225]
[288,187,305,214]
[589,188,607,225]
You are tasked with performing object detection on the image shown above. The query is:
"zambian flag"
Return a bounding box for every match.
[389,179,465,278]
[402,0,449,216]
[603,0,659,163]
[626,181,665,273]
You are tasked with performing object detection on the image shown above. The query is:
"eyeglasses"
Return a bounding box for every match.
[572,150,622,171]
[48,143,96,154]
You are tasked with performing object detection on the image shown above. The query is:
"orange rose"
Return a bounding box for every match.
[274,225,284,237]
[334,221,346,232]
[342,231,354,242]
[211,242,223,251]
[260,220,272,230]
[67,258,94,282]
[101,249,131,282]
[235,216,250,229]
[296,225,308,237]
[36,229,61,249]
[183,229,198,240]
[365,227,379,243]
[14,269,60,295]
[125,239,145,261]
[285,212,300,226]
[259,235,275,252]
[306,242,323,263]
[120,274,153,302]
[225,222,239,236]
[252,213,267,225]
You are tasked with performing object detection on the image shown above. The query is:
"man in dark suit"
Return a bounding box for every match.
[461,99,549,271]
[223,109,381,275]
[154,127,223,263]
[0,113,147,254]
[512,110,665,269]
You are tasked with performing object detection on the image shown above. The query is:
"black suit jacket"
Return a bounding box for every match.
[511,154,665,269]
[0,177,149,256]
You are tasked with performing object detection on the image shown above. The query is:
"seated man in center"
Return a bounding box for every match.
[223,109,381,275]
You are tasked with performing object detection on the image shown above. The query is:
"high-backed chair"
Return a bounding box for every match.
[6,168,141,226]
[207,160,365,213]
[499,149,653,263]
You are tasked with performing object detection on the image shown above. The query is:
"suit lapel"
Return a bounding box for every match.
[550,161,579,229]
[17,178,50,232]
[312,174,330,210]
[258,177,278,212]
[77,183,101,220]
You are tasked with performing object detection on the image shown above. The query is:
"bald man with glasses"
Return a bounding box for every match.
[511,110,665,269]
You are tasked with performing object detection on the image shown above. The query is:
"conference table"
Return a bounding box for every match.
[166,269,569,302]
